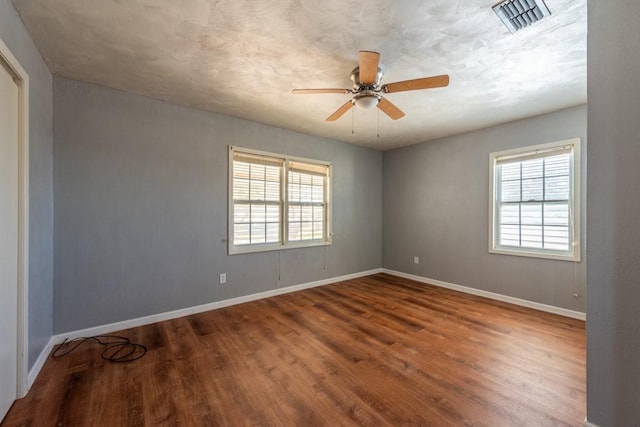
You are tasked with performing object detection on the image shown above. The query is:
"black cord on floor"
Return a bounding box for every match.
[52,335,147,363]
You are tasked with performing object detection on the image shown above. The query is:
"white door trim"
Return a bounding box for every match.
[0,36,30,398]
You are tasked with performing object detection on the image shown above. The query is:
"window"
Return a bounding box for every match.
[489,138,581,261]
[228,146,332,254]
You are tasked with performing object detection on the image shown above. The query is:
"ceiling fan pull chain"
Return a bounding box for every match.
[377,109,380,138]
[352,107,355,134]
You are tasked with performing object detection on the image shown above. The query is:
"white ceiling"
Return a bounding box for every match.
[11,0,586,150]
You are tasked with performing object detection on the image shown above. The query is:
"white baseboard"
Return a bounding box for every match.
[27,267,583,392]
[584,419,599,427]
[382,269,586,320]
[52,268,384,343]
[27,336,55,390]
[22,268,380,390]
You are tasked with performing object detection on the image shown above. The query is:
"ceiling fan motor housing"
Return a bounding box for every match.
[350,67,384,90]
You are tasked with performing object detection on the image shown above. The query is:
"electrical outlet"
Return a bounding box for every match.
[219,273,227,284]
[414,256,419,264]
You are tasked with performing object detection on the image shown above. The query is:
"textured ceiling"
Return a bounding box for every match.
[11,0,586,150]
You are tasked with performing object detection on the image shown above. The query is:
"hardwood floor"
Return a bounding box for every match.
[2,273,586,426]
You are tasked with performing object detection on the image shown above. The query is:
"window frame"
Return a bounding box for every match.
[228,146,332,255]
[488,138,581,262]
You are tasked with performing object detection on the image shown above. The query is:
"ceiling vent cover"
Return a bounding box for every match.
[492,0,551,33]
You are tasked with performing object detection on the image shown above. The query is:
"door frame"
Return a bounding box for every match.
[0,36,30,398]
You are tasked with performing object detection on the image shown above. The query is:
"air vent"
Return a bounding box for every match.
[492,0,551,33]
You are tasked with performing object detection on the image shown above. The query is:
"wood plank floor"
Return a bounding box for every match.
[2,273,586,426]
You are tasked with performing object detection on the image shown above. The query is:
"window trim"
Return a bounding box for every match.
[228,146,332,255]
[488,138,581,262]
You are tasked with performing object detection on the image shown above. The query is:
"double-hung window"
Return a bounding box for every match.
[489,138,581,261]
[228,146,332,254]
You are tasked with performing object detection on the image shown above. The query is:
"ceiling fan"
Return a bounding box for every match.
[292,51,449,122]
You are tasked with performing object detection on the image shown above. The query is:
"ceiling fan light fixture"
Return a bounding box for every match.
[492,0,551,33]
[354,94,380,110]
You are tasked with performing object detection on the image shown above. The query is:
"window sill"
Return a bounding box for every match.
[489,246,580,262]
[229,239,332,255]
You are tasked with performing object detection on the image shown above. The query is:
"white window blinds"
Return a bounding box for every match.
[232,153,283,246]
[287,161,328,242]
[490,139,580,261]
[229,147,331,254]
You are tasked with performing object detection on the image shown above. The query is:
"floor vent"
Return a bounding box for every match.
[492,0,551,33]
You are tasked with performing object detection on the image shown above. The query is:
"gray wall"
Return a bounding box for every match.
[53,77,382,333]
[587,1,640,425]
[383,105,586,313]
[0,0,53,369]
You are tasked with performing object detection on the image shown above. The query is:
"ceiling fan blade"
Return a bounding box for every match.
[377,97,405,120]
[292,88,351,94]
[382,74,450,93]
[359,51,380,84]
[326,100,354,122]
